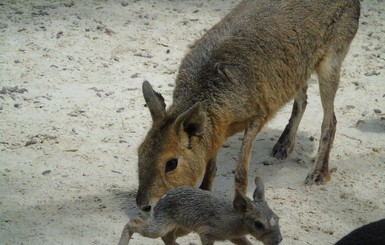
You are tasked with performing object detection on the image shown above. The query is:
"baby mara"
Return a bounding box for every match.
[119,177,282,245]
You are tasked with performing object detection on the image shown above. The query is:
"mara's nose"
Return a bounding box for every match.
[140,204,152,213]
[136,191,152,214]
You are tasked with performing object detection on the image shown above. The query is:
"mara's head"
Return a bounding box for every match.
[233,176,282,245]
[136,81,209,214]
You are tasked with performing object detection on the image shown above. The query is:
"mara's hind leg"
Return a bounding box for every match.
[161,231,180,245]
[162,227,191,245]
[118,217,175,245]
[272,85,308,159]
[305,51,345,185]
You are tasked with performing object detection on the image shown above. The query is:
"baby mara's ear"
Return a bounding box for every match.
[233,188,253,213]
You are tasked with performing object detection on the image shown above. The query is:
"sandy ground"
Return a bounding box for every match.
[1,0,384,244]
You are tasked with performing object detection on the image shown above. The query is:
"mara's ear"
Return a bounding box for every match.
[142,80,166,122]
[174,102,206,141]
[215,62,245,82]
[233,189,251,213]
[253,176,265,202]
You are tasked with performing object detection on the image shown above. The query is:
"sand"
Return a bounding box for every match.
[1,0,384,244]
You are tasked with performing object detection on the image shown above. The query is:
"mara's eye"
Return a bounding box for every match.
[165,158,178,173]
[254,221,265,230]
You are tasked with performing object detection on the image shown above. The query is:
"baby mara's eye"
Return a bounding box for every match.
[254,221,265,230]
[165,158,178,173]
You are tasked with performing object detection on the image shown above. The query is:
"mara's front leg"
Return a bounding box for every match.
[199,158,217,191]
[235,117,265,193]
[230,237,253,245]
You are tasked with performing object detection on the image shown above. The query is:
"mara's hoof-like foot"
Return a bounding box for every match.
[304,170,331,186]
[272,141,293,160]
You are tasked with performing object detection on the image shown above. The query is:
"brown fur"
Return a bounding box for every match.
[135,0,360,212]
